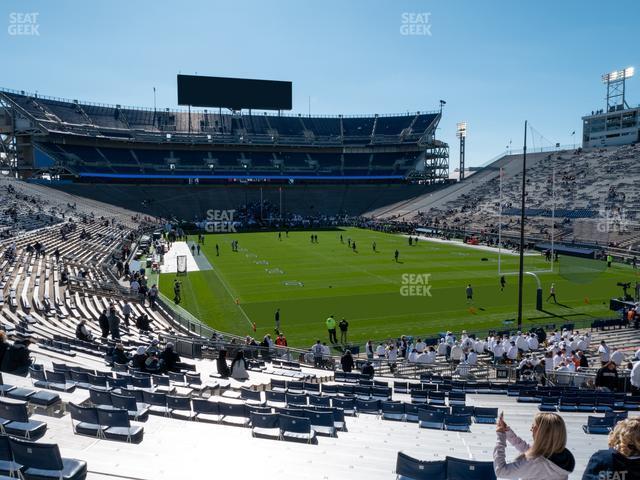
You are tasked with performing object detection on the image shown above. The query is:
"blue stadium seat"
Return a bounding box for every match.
[395,452,446,480]
[67,403,105,438]
[0,399,47,439]
[444,414,471,432]
[303,409,336,437]
[446,456,496,480]
[381,401,405,421]
[0,434,22,477]
[110,393,149,422]
[96,408,144,443]
[218,402,249,427]
[279,414,315,443]
[166,395,194,420]
[473,407,498,424]
[250,412,280,439]
[582,416,614,435]
[418,410,444,430]
[191,398,221,423]
[9,436,87,480]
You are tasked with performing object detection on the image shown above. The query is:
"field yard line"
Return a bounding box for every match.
[284,237,399,286]
[208,260,254,328]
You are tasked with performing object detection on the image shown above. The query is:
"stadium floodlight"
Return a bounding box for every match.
[456,122,467,139]
[601,67,634,83]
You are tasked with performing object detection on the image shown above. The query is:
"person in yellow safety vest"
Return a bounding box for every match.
[326,315,337,344]
[607,254,612,267]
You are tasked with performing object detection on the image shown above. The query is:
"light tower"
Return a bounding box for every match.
[456,122,467,181]
[602,67,634,112]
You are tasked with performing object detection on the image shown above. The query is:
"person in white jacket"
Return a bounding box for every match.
[494,412,575,479]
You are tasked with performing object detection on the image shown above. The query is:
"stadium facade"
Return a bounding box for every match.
[0,89,449,219]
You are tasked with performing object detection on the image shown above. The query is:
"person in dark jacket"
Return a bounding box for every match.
[159,343,181,372]
[75,319,92,342]
[582,417,640,480]
[595,361,619,391]
[0,331,9,367]
[1,333,34,375]
[107,307,120,340]
[136,314,152,332]
[131,346,147,371]
[111,344,129,365]
[98,310,110,338]
[216,349,230,378]
[361,361,374,377]
[340,350,354,373]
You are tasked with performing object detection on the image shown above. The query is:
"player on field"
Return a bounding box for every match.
[500,275,506,291]
[547,283,557,303]
[372,241,376,252]
[394,249,399,262]
[466,284,473,302]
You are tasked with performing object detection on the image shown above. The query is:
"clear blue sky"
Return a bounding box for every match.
[1,0,638,166]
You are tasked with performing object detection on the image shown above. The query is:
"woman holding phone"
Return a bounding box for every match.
[493,412,575,479]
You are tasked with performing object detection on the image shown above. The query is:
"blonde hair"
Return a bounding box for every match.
[525,413,567,459]
[0,331,6,342]
[608,418,640,458]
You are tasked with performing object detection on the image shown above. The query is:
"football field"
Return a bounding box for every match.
[158,228,635,348]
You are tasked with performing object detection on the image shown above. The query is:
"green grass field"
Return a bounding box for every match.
[159,228,637,348]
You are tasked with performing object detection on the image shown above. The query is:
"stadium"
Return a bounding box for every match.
[0,1,639,479]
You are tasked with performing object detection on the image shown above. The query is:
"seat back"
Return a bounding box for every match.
[265,390,286,403]
[0,399,28,423]
[89,387,113,407]
[395,451,446,480]
[303,409,334,427]
[218,402,247,418]
[250,412,279,429]
[356,398,381,413]
[97,408,130,428]
[587,416,615,427]
[286,393,307,406]
[240,388,262,402]
[29,367,46,382]
[131,376,152,389]
[332,397,355,411]
[168,372,185,384]
[8,437,63,471]
[279,414,311,434]
[446,457,496,480]
[152,375,170,387]
[382,401,405,414]
[186,372,202,385]
[111,393,137,411]
[68,403,99,424]
[142,390,167,407]
[87,374,107,387]
[308,395,331,407]
[167,395,191,411]
[192,398,219,415]
[0,434,11,462]
[418,410,444,423]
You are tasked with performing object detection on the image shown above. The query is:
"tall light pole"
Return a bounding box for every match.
[456,122,467,181]
[602,67,634,112]
[517,121,528,330]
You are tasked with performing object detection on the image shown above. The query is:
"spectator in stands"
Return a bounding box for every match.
[582,417,640,480]
[361,361,374,377]
[98,309,110,338]
[149,284,158,308]
[1,333,34,375]
[131,346,147,371]
[598,340,611,365]
[159,342,181,372]
[596,361,619,391]
[340,350,354,373]
[0,331,8,367]
[230,350,249,380]
[130,278,140,295]
[108,307,120,340]
[576,350,589,369]
[216,350,230,378]
[610,347,624,366]
[75,319,93,342]
[365,340,374,360]
[136,313,152,332]
[494,412,575,479]
[138,283,147,306]
[144,351,161,373]
[111,343,129,365]
[122,302,132,329]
